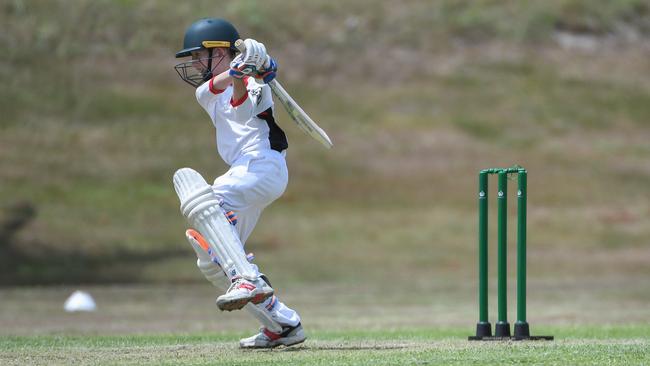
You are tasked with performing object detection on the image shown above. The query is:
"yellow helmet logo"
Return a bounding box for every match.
[202,41,231,48]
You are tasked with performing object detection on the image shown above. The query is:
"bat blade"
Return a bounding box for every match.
[233,39,333,149]
[269,80,333,149]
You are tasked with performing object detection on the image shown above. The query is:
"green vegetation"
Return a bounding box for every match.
[0,0,649,299]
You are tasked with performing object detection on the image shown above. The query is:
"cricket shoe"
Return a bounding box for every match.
[239,323,306,349]
[216,277,274,311]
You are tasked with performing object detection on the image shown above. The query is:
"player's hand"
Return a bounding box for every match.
[229,54,250,79]
[241,38,268,71]
[255,56,277,84]
[230,39,275,82]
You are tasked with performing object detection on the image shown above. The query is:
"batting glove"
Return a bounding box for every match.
[255,56,278,84]
[241,39,268,71]
[229,54,252,79]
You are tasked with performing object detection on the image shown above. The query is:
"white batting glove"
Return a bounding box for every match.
[241,38,268,70]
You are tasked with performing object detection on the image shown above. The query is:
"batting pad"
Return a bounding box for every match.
[174,167,257,281]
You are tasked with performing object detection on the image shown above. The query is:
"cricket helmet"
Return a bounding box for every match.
[174,18,240,88]
[175,18,240,58]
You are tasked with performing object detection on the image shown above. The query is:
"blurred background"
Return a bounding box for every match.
[1,0,649,334]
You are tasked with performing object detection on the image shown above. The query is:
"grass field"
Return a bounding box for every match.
[2,326,649,365]
[1,283,649,365]
[2,0,649,285]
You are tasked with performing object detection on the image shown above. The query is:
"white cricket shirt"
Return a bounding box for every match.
[196,76,288,166]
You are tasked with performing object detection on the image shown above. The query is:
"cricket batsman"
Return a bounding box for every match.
[172,18,305,348]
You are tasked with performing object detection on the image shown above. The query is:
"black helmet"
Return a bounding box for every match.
[175,18,240,58]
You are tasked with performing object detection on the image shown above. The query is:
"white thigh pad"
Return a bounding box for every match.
[174,168,257,281]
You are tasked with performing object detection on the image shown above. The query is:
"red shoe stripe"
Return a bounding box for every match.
[237,283,256,291]
[263,328,282,341]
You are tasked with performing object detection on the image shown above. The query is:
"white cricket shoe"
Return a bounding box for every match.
[239,323,306,349]
[216,277,274,311]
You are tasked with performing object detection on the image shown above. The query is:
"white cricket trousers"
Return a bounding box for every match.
[212,149,300,327]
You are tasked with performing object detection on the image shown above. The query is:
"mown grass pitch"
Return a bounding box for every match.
[2,326,648,366]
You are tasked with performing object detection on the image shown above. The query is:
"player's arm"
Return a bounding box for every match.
[209,70,247,102]
[231,78,247,102]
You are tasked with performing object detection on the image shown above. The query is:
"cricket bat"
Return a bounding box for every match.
[234,39,333,149]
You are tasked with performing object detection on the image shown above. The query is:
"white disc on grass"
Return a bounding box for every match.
[63,290,97,312]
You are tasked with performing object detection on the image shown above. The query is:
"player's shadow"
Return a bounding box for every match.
[248,344,411,352]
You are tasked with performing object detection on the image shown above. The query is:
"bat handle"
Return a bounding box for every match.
[233,38,271,69]
[234,39,246,53]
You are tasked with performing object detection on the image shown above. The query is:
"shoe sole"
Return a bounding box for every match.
[217,290,274,311]
[277,336,306,348]
[241,335,307,349]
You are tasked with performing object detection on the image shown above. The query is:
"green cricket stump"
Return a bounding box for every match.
[469,166,553,341]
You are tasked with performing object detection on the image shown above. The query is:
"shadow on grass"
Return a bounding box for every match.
[0,201,185,285]
[248,344,410,353]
